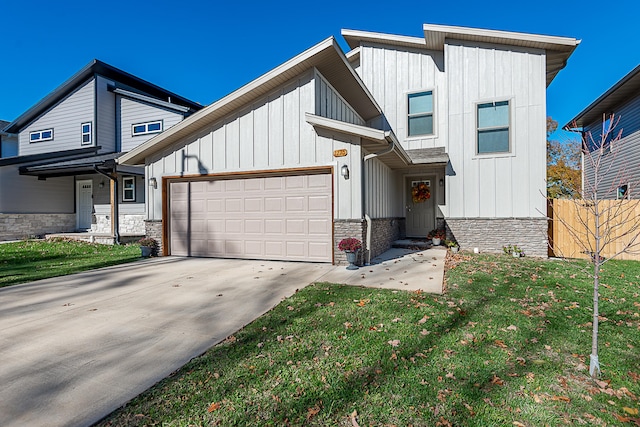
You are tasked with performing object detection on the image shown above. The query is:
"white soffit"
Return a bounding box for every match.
[342,29,427,50]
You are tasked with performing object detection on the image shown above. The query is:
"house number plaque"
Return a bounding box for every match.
[333,149,348,157]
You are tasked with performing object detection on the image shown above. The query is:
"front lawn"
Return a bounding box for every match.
[99,254,640,426]
[0,239,141,287]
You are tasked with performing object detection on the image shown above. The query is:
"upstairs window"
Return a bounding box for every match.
[407,91,434,137]
[29,129,53,143]
[477,100,510,154]
[132,120,163,136]
[123,176,136,201]
[617,184,629,200]
[81,122,92,145]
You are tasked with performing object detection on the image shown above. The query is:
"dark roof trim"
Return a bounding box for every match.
[18,152,143,178]
[564,64,640,130]
[5,59,202,133]
[0,146,100,166]
[111,87,193,113]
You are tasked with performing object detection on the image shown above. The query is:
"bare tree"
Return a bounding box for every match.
[550,113,640,378]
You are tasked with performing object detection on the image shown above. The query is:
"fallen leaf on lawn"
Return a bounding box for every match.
[350,410,360,427]
[307,405,321,420]
[207,402,221,412]
[551,395,571,402]
[356,299,369,307]
[287,306,294,311]
[391,317,401,322]
[491,375,504,386]
[418,315,429,324]
[344,322,352,329]
[614,414,631,422]
[506,325,517,331]
[513,422,526,427]
[533,394,543,403]
[624,407,639,415]
[388,339,400,347]
[494,340,508,348]
[420,329,430,336]
[595,379,610,389]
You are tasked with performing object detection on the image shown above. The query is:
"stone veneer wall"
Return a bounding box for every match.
[445,218,548,258]
[368,217,405,260]
[91,214,146,234]
[145,220,163,255]
[0,213,76,241]
[333,219,366,265]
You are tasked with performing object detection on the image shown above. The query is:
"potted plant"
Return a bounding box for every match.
[446,240,459,253]
[338,237,362,270]
[428,229,446,246]
[502,244,523,258]
[138,237,158,257]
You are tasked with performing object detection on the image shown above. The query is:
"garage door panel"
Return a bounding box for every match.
[169,172,332,262]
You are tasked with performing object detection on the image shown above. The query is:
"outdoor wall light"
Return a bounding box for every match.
[149,177,157,189]
[98,181,105,189]
[439,178,444,187]
[341,164,350,180]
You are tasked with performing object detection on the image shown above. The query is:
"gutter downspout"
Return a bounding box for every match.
[362,133,398,265]
[93,165,120,244]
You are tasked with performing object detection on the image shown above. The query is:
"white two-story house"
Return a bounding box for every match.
[119,23,579,262]
[0,60,201,241]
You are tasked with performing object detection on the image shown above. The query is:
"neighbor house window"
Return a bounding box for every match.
[123,176,136,201]
[81,122,92,145]
[407,91,434,137]
[477,100,510,154]
[29,129,54,143]
[617,184,629,200]
[132,120,163,136]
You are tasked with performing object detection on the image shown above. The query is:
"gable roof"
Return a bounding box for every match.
[343,23,580,87]
[0,120,10,134]
[119,37,383,166]
[564,64,640,129]
[5,59,202,134]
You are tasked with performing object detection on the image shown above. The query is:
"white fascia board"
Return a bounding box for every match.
[305,113,386,141]
[383,130,413,165]
[423,23,581,51]
[345,46,360,61]
[342,29,427,50]
[119,37,339,166]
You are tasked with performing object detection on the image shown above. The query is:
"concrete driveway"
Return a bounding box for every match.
[0,248,444,427]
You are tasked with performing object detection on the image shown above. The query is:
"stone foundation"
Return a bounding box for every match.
[91,214,145,234]
[333,219,366,266]
[0,213,76,241]
[368,217,405,260]
[444,217,548,258]
[145,220,163,255]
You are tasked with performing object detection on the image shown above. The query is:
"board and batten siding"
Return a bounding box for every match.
[364,157,403,218]
[95,76,116,153]
[445,41,547,219]
[19,79,95,156]
[146,69,363,221]
[315,69,365,126]
[583,94,640,198]
[119,96,184,153]
[357,43,446,149]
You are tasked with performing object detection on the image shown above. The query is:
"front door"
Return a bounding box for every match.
[76,180,93,230]
[405,176,435,238]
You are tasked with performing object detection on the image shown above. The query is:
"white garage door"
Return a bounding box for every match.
[169,172,333,262]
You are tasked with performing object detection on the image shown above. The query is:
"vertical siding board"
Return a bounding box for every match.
[238,107,254,168]
[253,98,269,168]
[299,74,316,164]
[225,116,240,169]
[268,93,284,166]
[199,132,213,173]
[283,81,301,165]
[212,125,226,170]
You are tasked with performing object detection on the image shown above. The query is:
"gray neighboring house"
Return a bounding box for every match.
[0,120,18,158]
[0,60,202,241]
[120,23,579,262]
[564,64,640,200]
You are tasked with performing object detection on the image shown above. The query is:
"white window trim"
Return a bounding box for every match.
[406,89,436,139]
[474,98,514,157]
[29,128,54,143]
[122,176,136,202]
[132,120,163,137]
[81,122,92,145]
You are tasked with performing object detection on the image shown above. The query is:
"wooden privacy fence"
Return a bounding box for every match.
[548,198,640,261]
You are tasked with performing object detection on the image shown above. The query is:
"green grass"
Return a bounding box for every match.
[99,254,640,426]
[0,239,142,287]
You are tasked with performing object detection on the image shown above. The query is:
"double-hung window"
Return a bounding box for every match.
[132,120,163,136]
[407,91,434,137]
[477,100,510,154]
[81,122,92,145]
[123,177,136,202]
[29,129,54,143]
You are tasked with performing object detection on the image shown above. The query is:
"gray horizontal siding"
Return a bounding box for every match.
[119,97,184,153]
[96,76,116,153]
[19,79,95,156]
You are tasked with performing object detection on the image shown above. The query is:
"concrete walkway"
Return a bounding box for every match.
[0,248,444,427]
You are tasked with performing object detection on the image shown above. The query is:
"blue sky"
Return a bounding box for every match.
[1,0,638,140]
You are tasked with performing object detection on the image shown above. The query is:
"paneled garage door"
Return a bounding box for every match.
[168,172,333,262]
